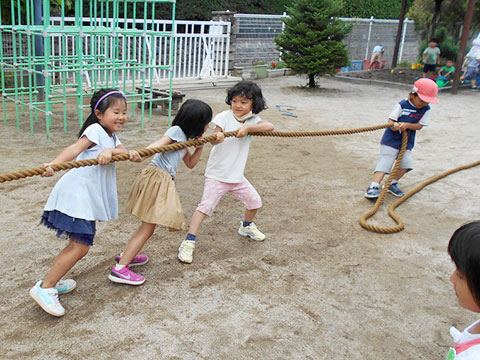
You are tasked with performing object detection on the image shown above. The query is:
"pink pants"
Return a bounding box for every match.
[196,177,262,216]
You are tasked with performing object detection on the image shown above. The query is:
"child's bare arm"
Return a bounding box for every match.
[97,144,129,165]
[236,120,274,138]
[130,135,174,162]
[210,126,225,145]
[183,138,204,169]
[42,136,94,176]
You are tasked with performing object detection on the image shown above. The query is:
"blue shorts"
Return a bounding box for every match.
[374,145,413,174]
[41,210,96,246]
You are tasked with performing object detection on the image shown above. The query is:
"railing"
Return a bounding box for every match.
[48,17,231,83]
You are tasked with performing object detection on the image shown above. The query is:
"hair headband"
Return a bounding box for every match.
[93,90,126,111]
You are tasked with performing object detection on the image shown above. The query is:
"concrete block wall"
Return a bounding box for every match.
[213,12,422,71]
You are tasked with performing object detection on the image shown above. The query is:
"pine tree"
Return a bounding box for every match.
[275,0,351,88]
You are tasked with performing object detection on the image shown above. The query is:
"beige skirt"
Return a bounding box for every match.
[125,166,185,230]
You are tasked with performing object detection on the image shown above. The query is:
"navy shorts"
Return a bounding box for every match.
[423,64,436,73]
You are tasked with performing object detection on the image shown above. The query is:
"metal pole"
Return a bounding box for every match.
[34,0,44,101]
[398,18,408,64]
[365,16,373,60]
[452,0,477,94]
[392,0,407,68]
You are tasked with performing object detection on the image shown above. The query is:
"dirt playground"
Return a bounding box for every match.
[0,76,479,359]
[340,67,424,85]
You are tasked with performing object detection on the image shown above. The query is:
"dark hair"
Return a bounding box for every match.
[429,38,438,44]
[225,81,267,114]
[78,88,127,138]
[171,99,212,139]
[448,221,480,306]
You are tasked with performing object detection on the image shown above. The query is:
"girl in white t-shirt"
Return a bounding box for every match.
[177,81,274,264]
[109,99,213,285]
[30,89,138,317]
[446,221,480,359]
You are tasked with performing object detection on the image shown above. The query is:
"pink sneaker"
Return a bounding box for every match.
[108,266,145,285]
[115,254,149,267]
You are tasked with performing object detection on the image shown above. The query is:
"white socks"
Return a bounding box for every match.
[115,264,126,270]
[370,180,398,188]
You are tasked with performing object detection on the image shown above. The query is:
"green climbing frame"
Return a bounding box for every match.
[0,0,176,140]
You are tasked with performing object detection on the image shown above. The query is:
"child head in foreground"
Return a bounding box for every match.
[409,78,439,109]
[448,221,480,316]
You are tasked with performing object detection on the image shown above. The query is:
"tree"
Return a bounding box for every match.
[408,0,480,41]
[275,0,351,88]
[1,0,70,25]
[341,0,413,19]
[429,0,444,41]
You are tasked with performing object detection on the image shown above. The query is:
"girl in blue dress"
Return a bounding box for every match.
[30,89,138,317]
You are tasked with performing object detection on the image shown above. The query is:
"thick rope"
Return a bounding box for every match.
[0,124,390,183]
[384,159,480,232]
[2,123,477,235]
[359,131,408,233]
[359,132,480,233]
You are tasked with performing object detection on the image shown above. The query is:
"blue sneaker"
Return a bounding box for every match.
[364,186,380,199]
[388,183,405,197]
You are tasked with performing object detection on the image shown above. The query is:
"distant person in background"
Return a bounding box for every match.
[422,39,440,78]
[461,36,480,90]
[368,45,385,70]
[438,59,455,81]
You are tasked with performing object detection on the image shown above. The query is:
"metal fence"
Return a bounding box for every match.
[340,17,420,65]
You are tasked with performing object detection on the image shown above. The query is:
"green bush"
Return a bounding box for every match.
[397,60,411,67]
[340,0,413,19]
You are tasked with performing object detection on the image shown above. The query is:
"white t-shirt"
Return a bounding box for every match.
[44,123,121,221]
[388,100,431,126]
[448,320,480,359]
[205,109,261,183]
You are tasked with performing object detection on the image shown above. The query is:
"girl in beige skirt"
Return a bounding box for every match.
[108,99,213,285]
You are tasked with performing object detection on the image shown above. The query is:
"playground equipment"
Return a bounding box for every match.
[0,0,176,140]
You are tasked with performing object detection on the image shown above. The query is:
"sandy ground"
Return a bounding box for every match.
[0,76,479,359]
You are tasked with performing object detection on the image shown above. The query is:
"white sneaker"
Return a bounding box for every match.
[54,279,77,294]
[178,240,195,263]
[238,222,265,241]
[30,280,65,317]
